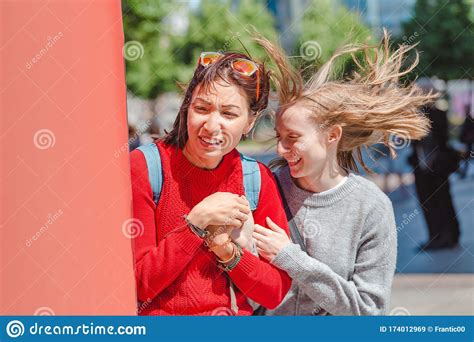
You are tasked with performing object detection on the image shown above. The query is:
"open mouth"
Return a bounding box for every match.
[199,136,224,147]
[286,156,302,167]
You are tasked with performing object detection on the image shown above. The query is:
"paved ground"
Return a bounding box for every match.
[386,170,473,315]
[390,274,473,315]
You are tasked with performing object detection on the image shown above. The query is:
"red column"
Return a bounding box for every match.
[0,0,136,315]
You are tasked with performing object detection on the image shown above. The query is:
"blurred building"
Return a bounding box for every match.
[266,0,417,49]
[342,0,416,36]
[266,0,309,51]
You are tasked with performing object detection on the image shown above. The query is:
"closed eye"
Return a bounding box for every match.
[223,112,238,118]
[194,105,208,113]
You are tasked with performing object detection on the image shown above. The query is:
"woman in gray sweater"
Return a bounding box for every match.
[252,32,435,315]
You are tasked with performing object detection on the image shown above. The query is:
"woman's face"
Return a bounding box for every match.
[275,102,329,179]
[184,80,254,169]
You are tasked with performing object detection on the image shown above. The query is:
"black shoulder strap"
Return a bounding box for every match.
[273,172,307,252]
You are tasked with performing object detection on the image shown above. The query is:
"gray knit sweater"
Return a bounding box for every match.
[265,166,397,316]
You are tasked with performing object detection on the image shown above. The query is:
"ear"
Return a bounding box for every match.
[327,125,342,144]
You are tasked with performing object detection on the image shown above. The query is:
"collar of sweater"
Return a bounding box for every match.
[172,144,241,183]
[278,166,361,208]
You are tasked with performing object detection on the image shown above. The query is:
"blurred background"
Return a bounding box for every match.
[121,0,473,315]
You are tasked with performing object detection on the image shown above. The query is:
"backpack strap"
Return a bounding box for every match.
[239,153,263,313]
[136,143,163,205]
[273,172,307,253]
[239,153,261,210]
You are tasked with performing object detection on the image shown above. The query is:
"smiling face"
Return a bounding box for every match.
[183,80,255,169]
[275,101,339,182]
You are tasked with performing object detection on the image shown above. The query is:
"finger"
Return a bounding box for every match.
[254,224,270,236]
[256,247,270,261]
[236,195,249,206]
[266,217,285,233]
[224,208,246,221]
[230,219,242,228]
[255,238,266,249]
[256,245,268,253]
[222,218,242,228]
[235,211,248,222]
[236,203,251,214]
[253,230,262,239]
[252,230,267,242]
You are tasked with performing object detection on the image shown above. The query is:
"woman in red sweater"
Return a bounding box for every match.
[130,52,292,315]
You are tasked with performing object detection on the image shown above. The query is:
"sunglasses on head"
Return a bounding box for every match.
[198,51,261,101]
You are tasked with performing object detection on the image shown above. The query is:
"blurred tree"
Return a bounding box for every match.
[401,0,474,80]
[295,0,372,79]
[172,0,277,84]
[122,0,277,99]
[122,0,179,98]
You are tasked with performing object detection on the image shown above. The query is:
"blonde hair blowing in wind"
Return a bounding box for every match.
[255,30,436,173]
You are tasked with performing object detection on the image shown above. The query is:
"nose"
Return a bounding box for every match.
[277,139,290,157]
[202,111,222,136]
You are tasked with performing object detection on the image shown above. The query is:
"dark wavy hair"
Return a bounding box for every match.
[162,52,271,148]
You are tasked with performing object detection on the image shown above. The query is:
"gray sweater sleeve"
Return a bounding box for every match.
[271,203,397,316]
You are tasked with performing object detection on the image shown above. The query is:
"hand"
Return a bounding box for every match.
[208,239,236,262]
[231,209,255,253]
[187,192,250,229]
[252,217,291,262]
[206,224,234,247]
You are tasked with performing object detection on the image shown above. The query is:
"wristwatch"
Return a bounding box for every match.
[183,215,209,238]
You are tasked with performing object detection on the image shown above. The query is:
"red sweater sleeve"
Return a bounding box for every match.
[227,163,292,309]
[130,149,204,302]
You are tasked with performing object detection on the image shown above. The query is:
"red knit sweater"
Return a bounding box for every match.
[130,140,291,315]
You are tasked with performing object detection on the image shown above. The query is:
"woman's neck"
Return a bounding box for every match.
[294,162,348,194]
[182,144,223,170]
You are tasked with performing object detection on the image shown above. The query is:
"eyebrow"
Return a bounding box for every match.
[194,97,212,105]
[274,127,299,135]
[194,97,241,111]
[221,104,240,109]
